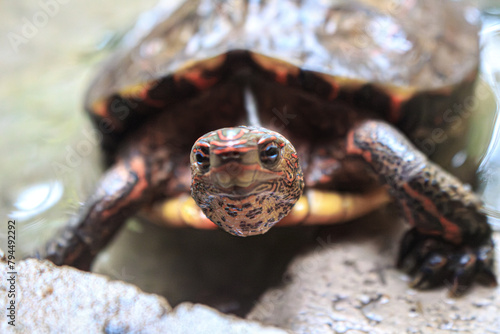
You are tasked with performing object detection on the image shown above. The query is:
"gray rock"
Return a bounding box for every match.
[0,258,288,334]
[247,211,500,334]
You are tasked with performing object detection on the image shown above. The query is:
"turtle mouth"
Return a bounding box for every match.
[209,162,281,196]
[218,183,262,196]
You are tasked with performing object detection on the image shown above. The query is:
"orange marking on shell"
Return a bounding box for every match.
[389,94,404,123]
[144,96,166,108]
[328,81,340,100]
[402,183,462,243]
[184,70,218,90]
[119,82,147,99]
[275,67,288,84]
[385,86,418,123]
[92,100,109,118]
[136,84,150,100]
[250,53,300,85]
[119,80,166,108]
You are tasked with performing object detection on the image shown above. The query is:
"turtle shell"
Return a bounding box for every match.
[85,0,480,174]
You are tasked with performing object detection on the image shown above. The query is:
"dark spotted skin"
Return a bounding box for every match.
[347,121,495,295]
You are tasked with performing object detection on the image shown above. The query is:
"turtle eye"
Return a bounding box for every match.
[194,147,210,172]
[259,142,280,167]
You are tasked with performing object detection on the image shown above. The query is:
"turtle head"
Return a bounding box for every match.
[190,126,304,236]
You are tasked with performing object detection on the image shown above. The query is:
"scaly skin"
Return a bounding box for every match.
[43,153,163,269]
[190,126,304,236]
[347,120,496,295]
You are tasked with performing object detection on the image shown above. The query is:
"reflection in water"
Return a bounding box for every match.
[479,20,500,229]
[10,181,64,221]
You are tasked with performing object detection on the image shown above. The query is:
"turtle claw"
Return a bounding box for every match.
[397,228,497,296]
[396,228,419,269]
[476,268,498,287]
[409,253,449,290]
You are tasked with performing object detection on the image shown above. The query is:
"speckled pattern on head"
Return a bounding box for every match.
[191,126,304,236]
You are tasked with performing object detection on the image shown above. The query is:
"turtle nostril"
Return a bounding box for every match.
[220,151,241,160]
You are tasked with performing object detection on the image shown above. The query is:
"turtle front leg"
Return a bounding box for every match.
[42,154,152,270]
[347,120,497,295]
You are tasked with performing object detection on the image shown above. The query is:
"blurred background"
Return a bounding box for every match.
[1,0,500,314]
[0,0,160,252]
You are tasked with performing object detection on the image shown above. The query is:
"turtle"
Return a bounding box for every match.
[42,0,497,296]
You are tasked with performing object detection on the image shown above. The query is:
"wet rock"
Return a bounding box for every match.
[0,258,288,333]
